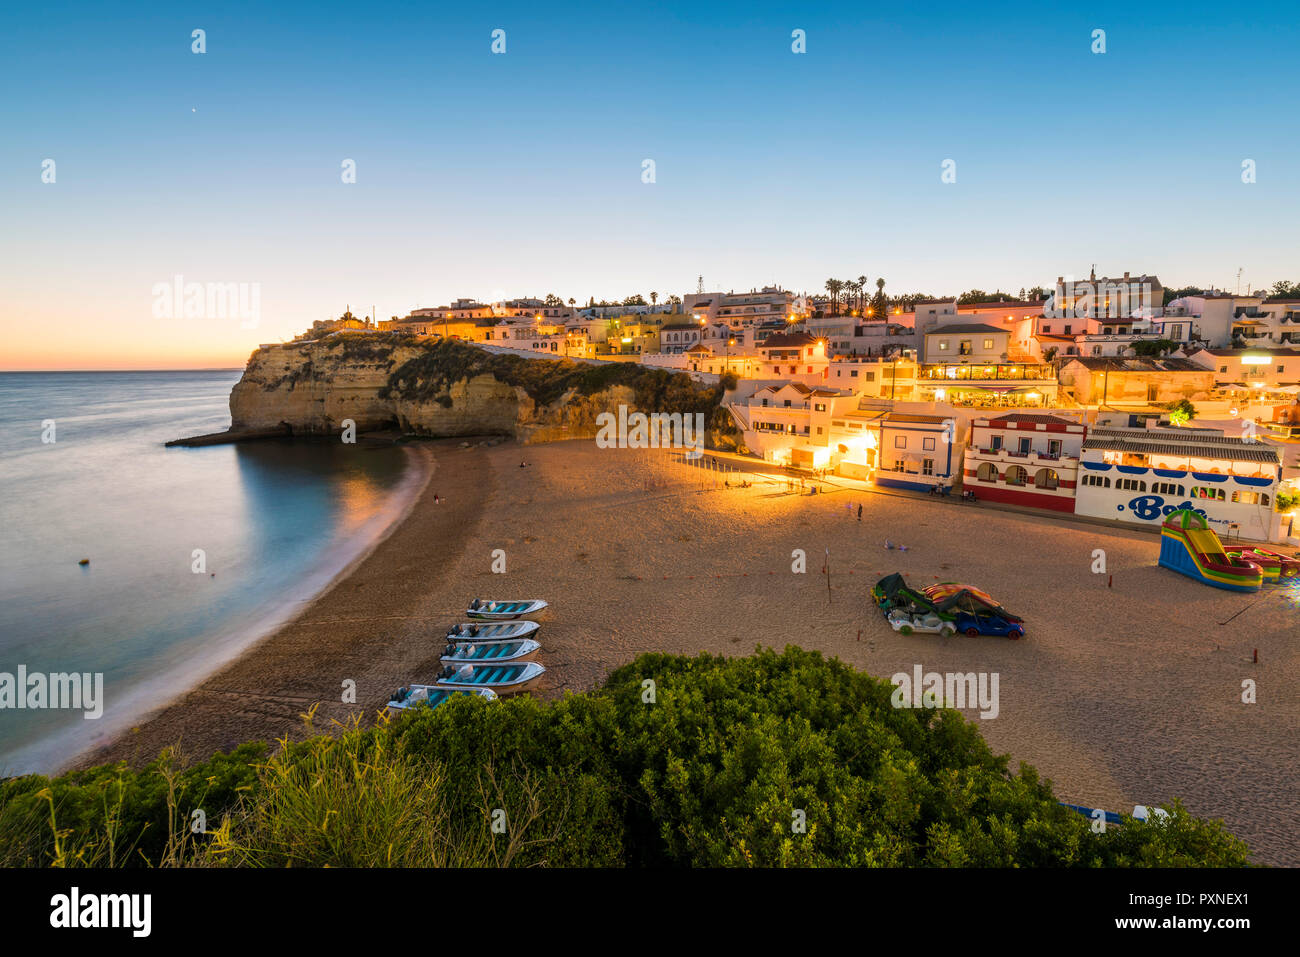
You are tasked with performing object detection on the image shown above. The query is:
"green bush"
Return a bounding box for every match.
[0,650,1251,867]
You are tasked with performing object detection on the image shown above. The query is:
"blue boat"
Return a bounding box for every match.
[386,685,497,713]
[466,598,548,620]
[441,637,540,664]
[446,620,540,642]
[436,660,546,693]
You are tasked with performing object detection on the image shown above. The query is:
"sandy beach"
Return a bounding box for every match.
[87,438,1300,866]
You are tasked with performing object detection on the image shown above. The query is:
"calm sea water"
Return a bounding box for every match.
[0,371,416,775]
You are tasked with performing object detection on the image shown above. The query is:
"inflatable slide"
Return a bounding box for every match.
[1158,509,1263,593]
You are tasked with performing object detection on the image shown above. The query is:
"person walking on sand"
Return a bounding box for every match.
[857,503,862,522]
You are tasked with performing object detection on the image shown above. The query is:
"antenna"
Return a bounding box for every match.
[1236,267,1243,295]
[697,275,704,295]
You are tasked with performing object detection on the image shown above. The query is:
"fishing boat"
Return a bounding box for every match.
[446,620,541,642]
[386,685,497,712]
[466,598,549,620]
[441,637,540,665]
[435,660,546,693]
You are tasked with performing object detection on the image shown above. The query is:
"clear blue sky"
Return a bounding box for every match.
[2,0,1297,367]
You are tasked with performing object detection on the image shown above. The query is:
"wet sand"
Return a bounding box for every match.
[88,439,1300,866]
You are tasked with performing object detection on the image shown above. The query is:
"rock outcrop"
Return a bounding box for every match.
[228,335,730,445]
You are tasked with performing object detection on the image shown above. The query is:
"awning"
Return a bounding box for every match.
[941,384,1047,394]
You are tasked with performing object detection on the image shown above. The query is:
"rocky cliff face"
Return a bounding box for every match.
[229,338,663,443]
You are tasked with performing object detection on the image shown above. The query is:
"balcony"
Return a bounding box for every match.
[968,447,1077,467]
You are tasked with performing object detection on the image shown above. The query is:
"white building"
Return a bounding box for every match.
[1074,426,1286,541]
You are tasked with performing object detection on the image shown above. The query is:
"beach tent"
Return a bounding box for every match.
[872,573,938,612]
[922,582,1022,622]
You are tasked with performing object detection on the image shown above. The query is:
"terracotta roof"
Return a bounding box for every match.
[760,332,818,348]
[1064,356,1207,372]
[986,413,1079,427]
[1195,347,1300,358]
[883,413,953,425]
[958,301,1046,310]
[1082,435,1280,465]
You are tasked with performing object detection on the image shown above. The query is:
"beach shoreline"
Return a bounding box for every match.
[66,439,444,773]
[72,438,1298,866]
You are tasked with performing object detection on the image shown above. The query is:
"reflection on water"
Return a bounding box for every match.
[0,372,411,775]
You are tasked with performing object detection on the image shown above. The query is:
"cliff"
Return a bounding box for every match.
[228,334,738,445]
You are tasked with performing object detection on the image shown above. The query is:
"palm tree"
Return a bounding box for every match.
[857,275,868,314]
[650,291,658,312]
[825,279,844,316]
[870,277,887,320]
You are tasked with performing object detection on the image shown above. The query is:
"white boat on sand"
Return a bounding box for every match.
[435,660,546,693]
[386,686,497,712]
[441,637,541,665]
[466,598,548,620]
[446,620,540,642]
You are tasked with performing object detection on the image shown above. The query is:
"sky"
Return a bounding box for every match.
[2,1,1298,370]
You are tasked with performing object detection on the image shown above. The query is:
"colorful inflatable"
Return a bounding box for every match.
[1226,547,1300,583]
[1158,509,1263,592]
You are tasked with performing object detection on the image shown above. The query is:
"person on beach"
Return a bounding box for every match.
[858,503,863,522]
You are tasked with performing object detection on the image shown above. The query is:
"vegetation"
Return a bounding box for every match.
[1166,398,1197,425]
[380,337,734,432]
[0,649,1251,868]
[1130,338,1178,358]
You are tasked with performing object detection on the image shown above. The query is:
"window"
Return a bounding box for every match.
[983,338,994,350]
[922,437,936,451]
[1231,490,1268,505]
[938,340,949,351]
[991,435,1003,450]
[976,462,998,482]
[1042,325,1051,334]
[814,403,827,412]
[1220,366,1228,373]
[1017,437,1031,454]
[1117,478,1146,492]
[1083,474,1111,488]
[816,427,823,436]
[1147,385,1159,402]
[1153,482,1185,496]
[894,435,906,448]
[1048,439,1063,456]
[1005,465,1028,486]
[959,340,972,355]
[1035,468,1060,490]
[783,400,791,408]
[922,458,935,476]
[1064,325,1072,334]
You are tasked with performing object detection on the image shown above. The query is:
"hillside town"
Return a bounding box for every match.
[298,270,1300,544]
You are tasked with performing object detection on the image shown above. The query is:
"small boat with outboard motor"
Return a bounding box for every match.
[465,598,548,620]
[440,637,541,665]
[445,620,541,642]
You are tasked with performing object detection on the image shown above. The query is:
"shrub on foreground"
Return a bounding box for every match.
[0,649,1251,867]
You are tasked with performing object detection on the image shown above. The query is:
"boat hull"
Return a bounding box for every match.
[466,599,549,620]
[386,685,497,712]
[441,638,541,665]
[446,620,541,642]
[435,661,546,694]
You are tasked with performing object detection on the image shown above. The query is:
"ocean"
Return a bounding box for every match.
[0,371,417,776]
